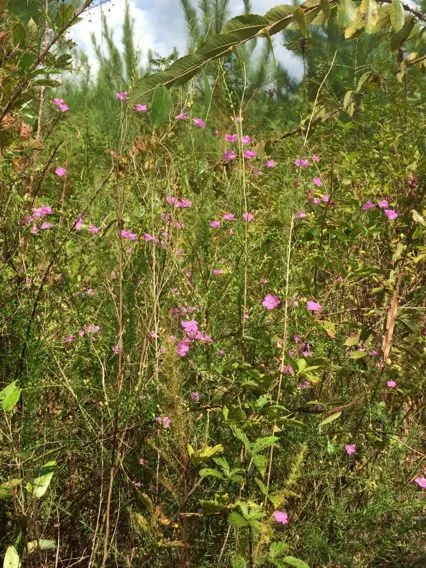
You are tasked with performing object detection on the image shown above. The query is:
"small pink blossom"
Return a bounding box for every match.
[116,91,129,101]
[321,194,331,203]
[191,391,200,402]
[223,150,236,161]
[40,222,53,230]
[120,229,137,241]
[387,380,397,388]
[156,415,171,428]
[181,320,199,334]
[193,117,206,128]
[223,212,235,221]
[175,112,188,121]
[143,232,157,242]
[65,335,74,343]
[88,225,99,234]
[378,199,389,209]
[414,477,426,489]
[272,511,288,525]
[312,154,319,162]
[362,200,375,210]
[262,294,280,310]
[280,364,294,375]
[243,150,256,159]
[242,212,254,222]
[112,344,123,354]
[345,444,356,456]
[298,380,311,389]
[266,159,277,168]
[241,135,252,144]
[209,220,221,229]
[33,205,53,218]
[294,158,309,167]
[313,177,322,187]
[134,103,148,112]
[74,216,84,231]
[225,133,238,142]
[55,166,67,177]
[295,210,307,219]
[176,340,190,357]
[384,208,398,220]
[53,98,69,112]
[212,268,224,276]
[312,197,321,206]
[306,301,322,312]
[86,288,96,296]
[176,198,192,208]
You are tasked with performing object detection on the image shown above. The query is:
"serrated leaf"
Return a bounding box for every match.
[283,557,310,568]
[3,546,20,568]
[231,426,252,452]
[150,85,171,129]
[0,382,21,412]
[228,511,249,528]
[293,7,308,36]
[390,0,405,32]
[319,411,342,427]
[26,461,56,499]
[337,0,357,28]
[264,5,296,34]
[222,14,267,34]
[252,436,279,454]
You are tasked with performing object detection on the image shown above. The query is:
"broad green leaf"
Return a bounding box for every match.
[319,411,342,427]
[269,541,290,559]
[344,8,365,38]
[252,436,279,454]
[297,359,307,373]
[264,5,296,34]
[150,85,171,129]
[231,426,252,452]
[27,540,56,554]
[0,382,21,412]
[390,0,405,32]
[360,0,379,33]
[0,479,21,499]
[412,209,425,226]
[190,444,224,460]
[337,0,356,28]
[199,467,224,480]
[293,7,308,37]
[283,557,310,568]
[252,453,267,475]
[26,461,56,498]
[222,14,267,35]
[3,546,20,568]
[391,16,415,51]
[349,349,368,359]
[344,334,360,346]
[228,511,249,528]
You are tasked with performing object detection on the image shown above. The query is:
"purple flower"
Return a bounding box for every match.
[191,391,201,402]
[209,220,221,229]
[295,210,307,219]
[134,103,148,112]
[53,98,69,112]
[243,150,256,160]
[88,225,99,234]
[345,444,356,456]
[74,215,84,231]
[193,117,206,128]
[33,205,52,218]
[241,135,252,144]
[120,229,137,241]
[212,268,224,276]
[414,477,426,489]
[156,415,171,428]
[294,158,309,167]
[175,112,188,121]
[143,232,157,242]
[362,200,375,210]
[387,380,397,388]
[242,212,254,222]
[312,197,321,206]
[262,294,280,310]
[378,199,389,209]
[64,335,74,343]
[223,212,235,221]
[266,159,277,168]
[225,133,238,142]
[384,208,398,220]
[312,154,319,162]
[112,344,122,354]
[321,194,331,204]
[176,198,192,208]
[116,91,129,101]
[280,364,294,375]
[181,320,199,334]
[306,301,322,312]
[223,150,237,161]
[313,177,322,187]
[55,166,67,177]
[40,222,53,230]
[272,511,288,525]
[176,340,190,357]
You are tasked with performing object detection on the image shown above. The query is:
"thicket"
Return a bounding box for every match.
[0,1,425,567]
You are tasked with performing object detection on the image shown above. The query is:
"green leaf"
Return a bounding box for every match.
[26,540,56,554]
[232,554,248,568]
[0,479,21,499]
[26,461,56,498]
[252,436,279,454]
[0,382,21,412]
[411,209,425,226]
[390,0,405,32]
[150,85,171,129]
[231,426,252,452]
[293,7,308,37]
[319,411,342,427]
[228,511,249,528]
[252,453,267,475]
[222,14,267,35]
[320,0,330,20]
[269,541,290,560]
[283,557,310,568]
[3,546,20,568]
[199,468,224,480]
[344,334,360,346]
[390,15,414,50]
[190,444,224,461]
[349,350,368,359]
[337,0,357,28]
[264,5,296,34]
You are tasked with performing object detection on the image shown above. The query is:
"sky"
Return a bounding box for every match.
[70,0,303,79]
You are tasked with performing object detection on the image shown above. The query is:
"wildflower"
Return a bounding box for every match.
[64,335,74,343]
[295,210,307,219]
[362,200,375,210]
[378,199,389,209]
[241,135,252,144]
[120,229,137,241]
[223,150,236,161]
[209,220,221,229]
[312,197,321,206]
[266,159,277,168]
[294,158,309,167]
[176,198,192,208]
[280,364,294,375]
[191,391,201,402]
[53,98,69,112]
[259,278,269,284]
[33,205,52,218]
[242,212,254,222]
[321,194,331,203]
[175,112,188,120]
[112,344,122,354]
[149,330,159,339]
[55,166,67,177]
[134,103,148,112]
[181,320,199,334]
[387,380,397,388]
[384,208,398,220]
[272,511,289,525]
[345,444,356,455]
[143,233,157,242]
[40,222,53,230]
[212,268,224,276]
[414,477,426,489]
[176,340,190,357]
[312,154,319,162]
[156,415,171,428]
[298,380,311,389]
[116,91,129,101]
[85,324,101,334]
[313,177,322,187]
[86,288,96,296]
[218,349,225,357]
[223,212,235,221]
[243,150,256,159]
[88,225,99,234]
[225,133,238,142]
[306,301,322,312]
[262,294,281,310]
[193,117,206,128]
[74,216,84,231]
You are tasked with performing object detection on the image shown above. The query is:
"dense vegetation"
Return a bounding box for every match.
[0,0,425,567]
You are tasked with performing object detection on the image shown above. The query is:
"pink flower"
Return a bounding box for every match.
[414,477,426,489]
[306,301,322,312]
[321,194,331,203]
[225,133,238,142]
[55,166,67,177]
[272,511,288,525]
[165,195,178,206]
[40,222,53,230]
[387,380,397,388]
[176,340,190,357]
[156,415,171,428]
[112,344,123,354]
[262,294,280,310]
[312,197,321,206]
[88,225,99,234]
[175,112,188,120]
[242,212,254,222]
[345,444,356,455]
[33,205,52,218]
[223,212,235,221]
[191,391,200,402]
[223,150,236,161]
[181,320,199,334]
[193,117,205,128]
[65,335,74,343]
[30,224,38,234]
[85,324,101,334]
[53,98,69,112]
[280,364,294,375]
[241,135,252,144]
[313,177,322,187]
[209,220,221,228]
[295,210,307,219]
[120,229,137,241]
[312,154,319,162]
[294,158,309,167]
[378,199,389,209]
[74,216,84,230]
[176,198,192,208]
[116,91,129,101]
[243,150,256,159]
[143,232,157,242]
[362,200,375,210]
[298,380,311,389]
[384,208,398,220]
[134,103,148,112]
[266,159,276,168]
[212,268,224,276]
[86,288,96,296]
